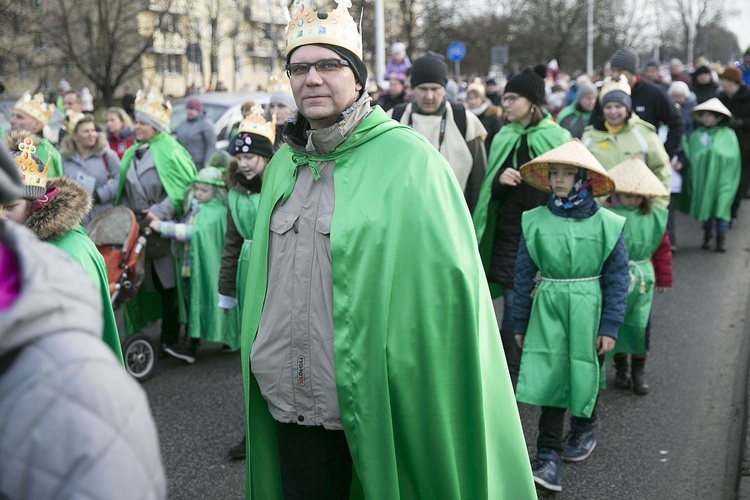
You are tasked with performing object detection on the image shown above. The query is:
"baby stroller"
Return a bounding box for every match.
[87,206,156,381]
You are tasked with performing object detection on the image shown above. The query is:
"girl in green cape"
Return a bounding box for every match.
[604,158,673,395]
[218,106,275,460]
[681,98,741,252]
[149,167,240,364]
[513,139,628,493]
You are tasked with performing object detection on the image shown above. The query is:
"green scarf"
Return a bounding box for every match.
[241,107,535,499]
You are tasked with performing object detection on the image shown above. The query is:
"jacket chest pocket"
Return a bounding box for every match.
[268,210,299,283]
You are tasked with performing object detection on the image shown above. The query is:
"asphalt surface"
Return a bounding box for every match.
[137,210,750,500]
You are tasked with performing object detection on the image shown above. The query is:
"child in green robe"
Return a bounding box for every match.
[513,139,628,493]
[150,167,240,364]
[604,158,673,395]
[681,97,741,252]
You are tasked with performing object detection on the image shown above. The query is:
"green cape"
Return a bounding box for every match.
[115,132,197,216]
[241,107,535,499]
[556,102,591,128]
[37,138,63,178]
[681,126,741,222]
[228,190,260,309]
[48,225,124,364]
[472,115,571,295]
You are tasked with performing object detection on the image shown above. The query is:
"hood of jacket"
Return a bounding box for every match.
[59,133,109,160]
[26,176,92,241]
[0,221,102,357]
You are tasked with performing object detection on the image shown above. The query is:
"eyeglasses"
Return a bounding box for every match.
[502,94,520,104]
[285,58,351,78]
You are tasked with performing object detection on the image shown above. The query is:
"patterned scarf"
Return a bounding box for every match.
[550,168,592,210]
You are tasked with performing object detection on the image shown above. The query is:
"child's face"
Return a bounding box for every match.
[619,193,644,209]
[193,183,215,203]
[236,153,267,180]
[603,102,628,127]
[698,111,720,128]
[1,198,31,224]
[549,165,578,197]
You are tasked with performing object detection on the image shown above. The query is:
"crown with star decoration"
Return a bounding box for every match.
[7,132,50,200]
[237,105,276,144]
[599,75,631,103]
[135,88,172,130]
[284,0,363,59]
[64,111,87,133]
[14,92,54,127]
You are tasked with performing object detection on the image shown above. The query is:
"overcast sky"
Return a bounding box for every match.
[725,0,749,54]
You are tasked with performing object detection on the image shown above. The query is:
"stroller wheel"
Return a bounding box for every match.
[123,335,156,382]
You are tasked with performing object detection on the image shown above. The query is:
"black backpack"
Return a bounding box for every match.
[391,102,468,139]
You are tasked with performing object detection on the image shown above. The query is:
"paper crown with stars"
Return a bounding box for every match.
[14,93,54,127]
[7,133,49,200]
[134,88,172,131]
[63,111,88,133]
[284,0,363,59]
[238,105,276,145]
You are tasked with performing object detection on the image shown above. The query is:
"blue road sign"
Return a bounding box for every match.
[447,42,466,62]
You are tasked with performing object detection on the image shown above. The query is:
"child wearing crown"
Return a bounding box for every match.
[604,158,673,395]
[513,140,628,493]
[147,167,239,364]
[1,131,123,364]
[680,97,741,252]
[9,92,64,178]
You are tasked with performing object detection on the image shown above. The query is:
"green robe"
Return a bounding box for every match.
[48,225,124,365]
[115,132,197,335]
[608,206,667,356]
[517,206,625,418]
[681,126,741,222]
[241,107,535,499]
[472,115,571,296]
[228,189,260,309]
[37,138,63,178]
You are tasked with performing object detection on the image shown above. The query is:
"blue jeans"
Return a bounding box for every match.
[703,218,729,235]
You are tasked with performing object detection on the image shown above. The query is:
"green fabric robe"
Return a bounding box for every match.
[228,189,260,309]
[241,107,535,499]
[472,115,571,296]
[608,206,667,356]
[48,225,124,364]
[681,126,741,222]
[37,138,63,178]
[115,132,197,335]
[517,206,625,418]
[180,197,241,348]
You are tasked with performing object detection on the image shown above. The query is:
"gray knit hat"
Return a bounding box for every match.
[0,142,22,204]
[610,47,640,75]
[269,92,297,112]
[576,82,597,101]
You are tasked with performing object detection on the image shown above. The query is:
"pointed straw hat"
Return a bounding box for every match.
[690,97,733,121]
[520,138,616,197]
[607,157,669,197]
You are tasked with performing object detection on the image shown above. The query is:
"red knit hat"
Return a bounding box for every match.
[718,66,741,84]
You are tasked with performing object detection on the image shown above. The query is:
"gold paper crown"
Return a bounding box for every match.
[135,88,172,129]
[13,137,49,191]
[284,0,362,59]
[64,111,87,133]
[238,105,276,144]
[599,75,631,103]
[267,72,293,94]
[14,93,54,127]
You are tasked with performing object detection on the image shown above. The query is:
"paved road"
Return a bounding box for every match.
[139,211,750,499]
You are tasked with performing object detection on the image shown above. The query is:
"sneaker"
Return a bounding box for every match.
[532,448,562,492]
[164,341,196,364]
[228,435,246,460]
[562,423,597,463]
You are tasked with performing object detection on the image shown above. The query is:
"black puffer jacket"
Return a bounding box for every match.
[720,84,750,168]
[487,136,548,289]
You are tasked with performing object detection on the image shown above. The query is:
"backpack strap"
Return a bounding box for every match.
[450,103,468,138]
[391,102,408,123]
[102,152,113,182]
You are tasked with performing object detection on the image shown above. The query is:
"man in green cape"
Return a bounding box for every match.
[239,2,535,498]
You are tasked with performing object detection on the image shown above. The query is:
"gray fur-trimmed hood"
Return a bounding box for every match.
[59,133,109,160]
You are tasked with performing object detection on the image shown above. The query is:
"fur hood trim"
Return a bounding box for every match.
[59,133,109,160]
[25,176,92,241]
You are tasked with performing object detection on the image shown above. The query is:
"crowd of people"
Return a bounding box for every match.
[1,0,749,494]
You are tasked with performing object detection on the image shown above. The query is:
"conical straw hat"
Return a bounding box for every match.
[607,157,669,198]
[690,97,733,121]
[520,138,616,197]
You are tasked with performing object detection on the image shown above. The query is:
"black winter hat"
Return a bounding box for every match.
[232,132,274,159]
[504,68,546,106]
[645,58,660,69]
[287,43,368,88]
[693,65,711,77]
[0,142,22,205]
[410,52,448,88]
[610,47,640,75]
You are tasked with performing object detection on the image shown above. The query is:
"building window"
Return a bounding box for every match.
[155,13,178,33]
[29,0,44,10]
[17,56,29,78]
[235,56,242,74]
[158,54,183,75]
[60,60,74,75]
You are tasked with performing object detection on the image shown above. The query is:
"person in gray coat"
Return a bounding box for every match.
[174,98,216,169]
[0,143,166,500]
[61,113,121,224]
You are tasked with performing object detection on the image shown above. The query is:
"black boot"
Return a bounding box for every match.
[715,234,727,252]
[228,435,246,460]
[613,354,631,389]
[702,230,713,250]
[631,356,649,395]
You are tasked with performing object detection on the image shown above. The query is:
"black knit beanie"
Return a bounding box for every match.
[610,47,639,75]
[601,90,632,112]
[504,68,546,106]
[287,43,368,88]
[232,132,274,159]
[410,52,448,88]
[693,65,711,78]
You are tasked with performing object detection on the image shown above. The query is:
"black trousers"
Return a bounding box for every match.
[536,355,603,453]
[152,263,180,346]
[275,422,353,500]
